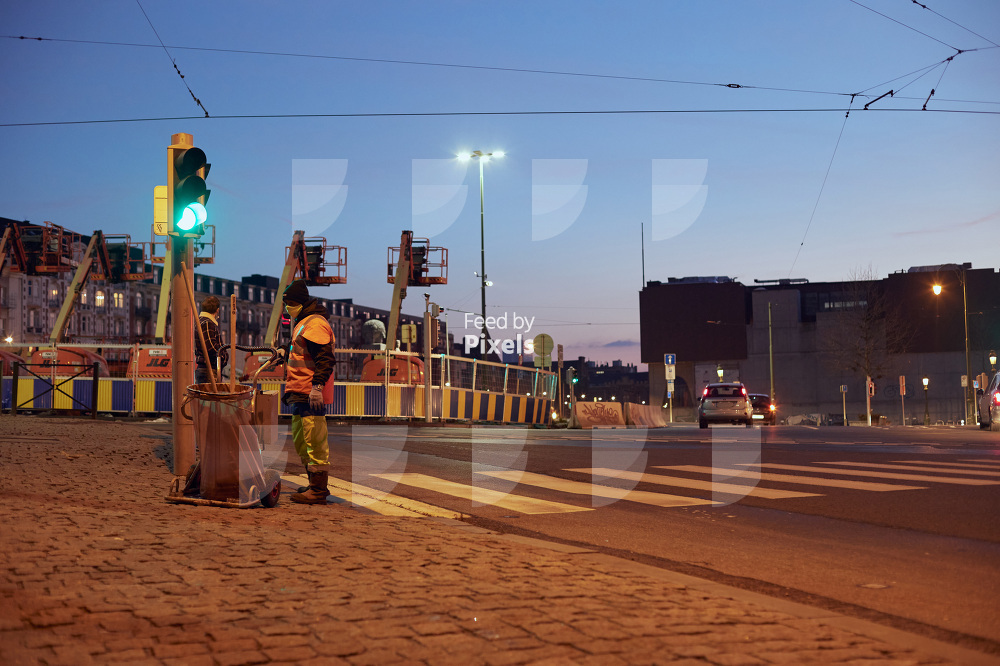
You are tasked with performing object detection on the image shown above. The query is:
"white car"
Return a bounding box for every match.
[978,372,1000,431]
[698,383,753,428]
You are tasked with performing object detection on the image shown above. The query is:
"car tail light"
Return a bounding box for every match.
[994,393,1000,406]
[741,387,747,396]
[702,387,709,398]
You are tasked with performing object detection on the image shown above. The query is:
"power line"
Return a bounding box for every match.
[3,35,857,98]
[2,106,997,128]
[134,2,209,117]
[6,34,997,107]
[788,96,856,278]
[846,0,960,51]
[908,0,1000,48]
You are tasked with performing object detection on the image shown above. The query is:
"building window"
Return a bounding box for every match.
[80,291,87,305]
[113,292,124,308]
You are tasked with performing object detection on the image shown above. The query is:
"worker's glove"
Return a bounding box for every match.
[309,385,324,411]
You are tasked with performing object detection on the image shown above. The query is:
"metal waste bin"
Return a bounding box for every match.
[174,383,279,507]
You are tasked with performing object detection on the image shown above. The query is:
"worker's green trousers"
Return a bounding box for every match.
[290,406,329,472]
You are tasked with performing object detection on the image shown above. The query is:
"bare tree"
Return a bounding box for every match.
[819,265,914,383]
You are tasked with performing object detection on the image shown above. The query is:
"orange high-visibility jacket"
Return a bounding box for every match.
[286,313,335,397]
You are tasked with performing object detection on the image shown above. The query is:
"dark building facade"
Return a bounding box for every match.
[640,265,1000,425]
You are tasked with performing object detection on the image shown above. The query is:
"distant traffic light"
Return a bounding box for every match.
[168,137,210,238]
[566,367,578,384]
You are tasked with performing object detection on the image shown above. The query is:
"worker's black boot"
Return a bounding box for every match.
[291,470,329,504]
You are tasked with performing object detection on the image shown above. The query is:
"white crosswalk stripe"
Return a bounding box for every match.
[565,468,822,499]
[476,470,722,507]
[373,472,591,514]
[960,459,1000,467]
[281,474,463,518]
[297,457,999,517]
[821,461,1000,477]
[656,466,925,491]
[741,463,999,486]
[892,460,1000,471]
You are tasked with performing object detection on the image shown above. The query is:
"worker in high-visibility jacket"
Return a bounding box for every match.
[281,279,335,504]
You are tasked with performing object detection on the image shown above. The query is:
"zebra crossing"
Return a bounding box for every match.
[285,458,1000,516]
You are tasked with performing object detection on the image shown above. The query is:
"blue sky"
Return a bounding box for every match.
[2,1,998,367]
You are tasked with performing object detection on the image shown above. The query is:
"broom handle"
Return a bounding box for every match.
[230,293,236,391]
[180,261,218,391]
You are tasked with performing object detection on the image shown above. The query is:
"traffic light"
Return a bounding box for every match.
[868,380,876,397]
[566,367,578,384]
[168,138,210,238]
[430,318,440,348]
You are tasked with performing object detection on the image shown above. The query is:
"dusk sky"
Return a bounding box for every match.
[2,1,997,367]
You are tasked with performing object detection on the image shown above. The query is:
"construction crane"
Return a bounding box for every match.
[49,230,152,345]
[263,230,347,345]
[360,230,448,384]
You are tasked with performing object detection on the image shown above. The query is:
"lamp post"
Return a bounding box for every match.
[923,376,930,426]
[990,350,997,372]
[458,150,504,359]
[716,364,724,381]
[932,270,972,425]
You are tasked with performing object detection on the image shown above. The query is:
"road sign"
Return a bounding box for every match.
[533,333,554,357]
[401,323,417,344]
[665,365,676,380]
[840,385,848,393]
[899,375,906,396]
[961,375,968,388]
[533,354,551,368]
[153,185,168,236]
[664,353,676,365]
[667,380,675,392]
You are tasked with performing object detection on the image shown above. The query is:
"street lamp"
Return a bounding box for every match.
[458,150,504,359]
[932,272,972,425]
[923,376,930,426]
[990,350,997,372]
[716,365,724,381]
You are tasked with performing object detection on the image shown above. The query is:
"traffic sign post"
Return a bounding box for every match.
[899,375,906,426]
[840,384,848,426]
[664,353,676,423]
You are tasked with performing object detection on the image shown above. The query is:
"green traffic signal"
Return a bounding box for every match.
[168,140,210,238]
[177,201,207,232]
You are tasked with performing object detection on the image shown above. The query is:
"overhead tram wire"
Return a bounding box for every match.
[5,34,998,107]
[0,34,889,102]
[788,96,856,279]
[2,106,998,128]
[908,0,1000,48]
[846,0,961,51]
[133,1,209,117]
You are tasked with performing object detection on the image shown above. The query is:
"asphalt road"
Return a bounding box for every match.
[320,423,1000,652]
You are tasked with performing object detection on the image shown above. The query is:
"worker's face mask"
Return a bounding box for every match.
[284,303,303,319]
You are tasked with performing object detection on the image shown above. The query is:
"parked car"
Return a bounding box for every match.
[749,393,777,425]
[978,372,1000,431]
[698,382,753,428]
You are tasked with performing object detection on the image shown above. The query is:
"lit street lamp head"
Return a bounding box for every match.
[932,284,943,295]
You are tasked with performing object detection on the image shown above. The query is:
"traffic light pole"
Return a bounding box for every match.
[170,228,196,477]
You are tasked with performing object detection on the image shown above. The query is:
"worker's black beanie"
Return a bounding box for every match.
[282,279,310,305]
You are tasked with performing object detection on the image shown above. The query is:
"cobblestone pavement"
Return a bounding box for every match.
[0,417,994,665]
